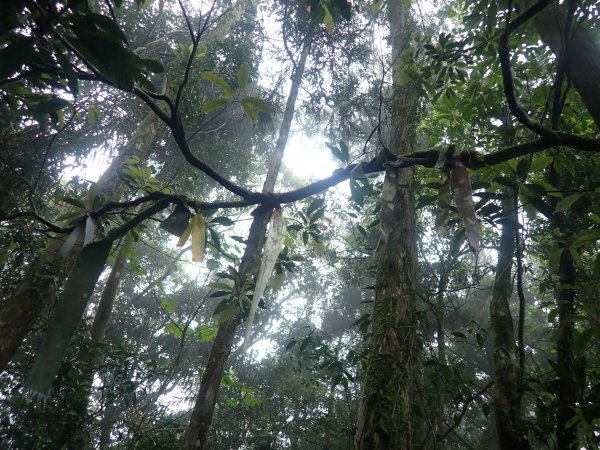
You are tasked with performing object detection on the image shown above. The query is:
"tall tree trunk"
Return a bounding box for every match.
[356,1,417,448]
[554,242,577,449]
[0,110,162,372]
[534,3,600,128]
[490,194,530,450]
[181,23,314,450]
[544,159,580,449]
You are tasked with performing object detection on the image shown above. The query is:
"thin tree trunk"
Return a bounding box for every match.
[545,157,580,449]
[554,244,577,449]
[490,194,530,450]
[181,23,314,450]
[0,110,161,372]
[356,2,417,448]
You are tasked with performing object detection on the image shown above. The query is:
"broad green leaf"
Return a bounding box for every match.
[164,322,182,337]
[201,98,227,113]
[372,0,384,12]
[241,97,275,114]
[237,62,250,89]
[530,155,553,172]
[208,282,233,291]
[307,198,325,217]
[196,324,218,342]
[35,98,70,115]
[210,216,235,226]
[202,71,234,97]
[140,58,164,74]
[555,193,583,213]
[161,298,177,313]
[323,5,334,33]
[241,101,257,121]
[516,158,531,179]
[548,246,563,272]
[56,211,84,223]
[572,229,600,249]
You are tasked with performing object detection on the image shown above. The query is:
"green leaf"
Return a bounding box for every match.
[530,155,553,172]
[451,331,466,340]
[516,158,531,179]
[201,71,234,97]
[201,98,227,113]
[372,0,384,12]
[210,216,235,226]
[241,97,275,114]
[140,58,164,74]
[60,196,87,210]
[196,324,218,342]
[161,298,177,313]
[237,62,250,89]
[572,229,600,249]
[164,322,182,337]
[35,98,70,115]
[555,193,583,213]
[56,211,84,223]
[493,176,519,190]
[241,101,257,121]
[323,5,334,33]
[573,328,595,354]
[307,198,325,217]
[548,246,563,273]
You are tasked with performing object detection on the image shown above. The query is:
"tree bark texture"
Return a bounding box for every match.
[356,2,417,448]
[0,109,161,373]
[490,195,530,450]
[534,3,600,128]
[181,208,271,449]
[555,244,578,449]
[181,20,313,450]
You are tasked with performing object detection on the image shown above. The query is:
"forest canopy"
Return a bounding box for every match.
[1,0,599,448]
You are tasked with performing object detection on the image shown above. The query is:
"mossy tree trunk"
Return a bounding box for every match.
[356,1,418,448]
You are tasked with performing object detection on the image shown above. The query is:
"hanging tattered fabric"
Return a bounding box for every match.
[451,154,480,253]
[434,146,454,233]
[242,208,286,352]
[26,239,113,396]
